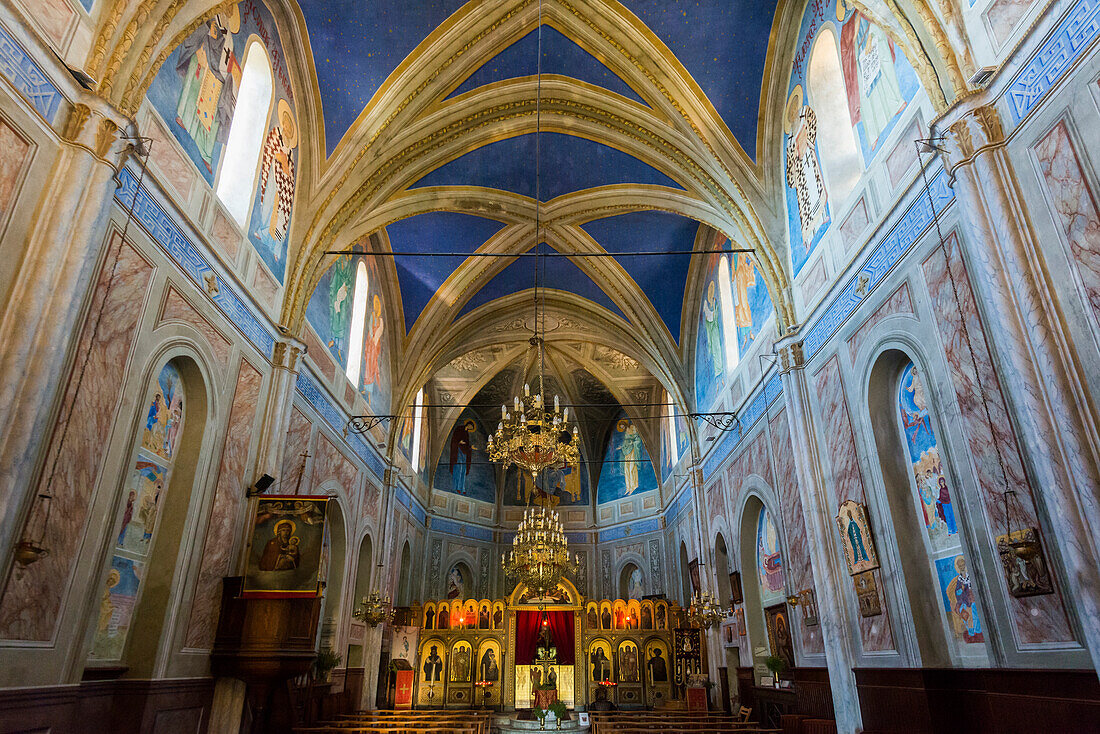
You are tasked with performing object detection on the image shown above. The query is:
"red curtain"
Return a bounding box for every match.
[515,611,575,665]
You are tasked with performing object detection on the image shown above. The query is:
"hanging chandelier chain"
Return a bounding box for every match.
[916,139,1016,532]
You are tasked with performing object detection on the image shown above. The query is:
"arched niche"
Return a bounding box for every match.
[397,540,413,606]
[84,355,210,677]
[679,541,692,606]
[738,495,793,678]
[867,349,989,667]
[445,559,473,601]
[319,497,348,653]
[619,562,643,601]
[714,532,734,606]
[347,533,374,667]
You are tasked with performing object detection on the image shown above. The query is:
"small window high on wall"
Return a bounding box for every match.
[345,261,369,383]
[663,391,679,466]
[215,40,273,225]
[411,388,425,470]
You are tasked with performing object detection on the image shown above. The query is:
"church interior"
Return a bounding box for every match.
[1,0,1100,732]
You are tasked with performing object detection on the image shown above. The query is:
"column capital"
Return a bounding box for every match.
[775,336,806,374]
[272,335,306,373]
[938,102,1006,176]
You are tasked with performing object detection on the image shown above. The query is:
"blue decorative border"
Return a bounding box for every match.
[394,484,427,525]
[296,370,387,481]
[115,167,276,357]
[702,372,784,480]
[598,518,661,543]
[0,22,63,122]
[432,517,494,542]
[1006,0,1100,123]
[663,484,693,526]
[803,168,953,359]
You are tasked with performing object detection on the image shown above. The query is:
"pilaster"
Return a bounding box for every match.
[0,97,126,565]
[776,337,863,734]
[252,336,306,488]
[937,101,1100,671]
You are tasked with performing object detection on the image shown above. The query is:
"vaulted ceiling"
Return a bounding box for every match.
[283,0,793,375]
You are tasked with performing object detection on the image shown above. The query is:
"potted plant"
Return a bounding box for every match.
[532,707,547,729]
[313,647,342,684]
[548,699,568,728]
[764,655,787,687]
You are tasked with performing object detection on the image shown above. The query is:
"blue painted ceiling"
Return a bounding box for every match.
[301,1,774,340]
[301,1,778,157]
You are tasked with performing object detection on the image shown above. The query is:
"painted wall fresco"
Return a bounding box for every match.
[91,363,185,662]
[898,363,957,551]
[783,0,920,274]
[756,507,786,606]
[433,411,496,503]
[504,461,590,507]
[661,411,689,483]
[694,236,773,413]
[304,246,391,412]
[147,0,298,281]
[596,412,659,504]
[934,554,985,645]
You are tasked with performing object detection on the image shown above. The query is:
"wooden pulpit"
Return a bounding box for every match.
[211,577,321,734]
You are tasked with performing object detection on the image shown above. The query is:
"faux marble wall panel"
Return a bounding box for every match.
[315,433,360,515]
[922,236,1074,644]
[0,238,153,641]
[840,197,871,252]
[303,326,335,383]
[1034,120,1100,333]
[27,0,73,49]
[985,0,1033,46]
[281,406,313,491]
[724,430,771,508]
[0,116,32,230]
[145,115,195,204]
[158,286,231,369]
[183,359,262,649]
[769,409,824,655]
[800,257,828,304]
[812,356,896,652]
[251,265,279,312]
[208,209,239,262]
[846,281,915,362]
[884,117,923,190]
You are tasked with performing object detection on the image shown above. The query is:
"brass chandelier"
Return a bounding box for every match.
[687,590,727,629]
[493,0,580,600]
[501,505,579,598]
[487,378,579,480]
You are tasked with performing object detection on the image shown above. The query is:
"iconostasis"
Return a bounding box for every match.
[411,581,694,710]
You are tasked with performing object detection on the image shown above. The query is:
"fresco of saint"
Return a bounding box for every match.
[702,279,724,376]
[174,9,241,172]
[785,89,830,250]
[757,508,785,599]
[252,100,298,278]
[619,420,643,496]
[360,295,385,406]
[326,255,354,361]
[840,8,907,151]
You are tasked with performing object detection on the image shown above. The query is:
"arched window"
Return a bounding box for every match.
[215,39,273,225]
[397,541,413,606]
[718,256,740,370]
[345,261,369,382]
[807,26,861,205]
[897,361,988,659]
[663,390,679,466]
[411,388,425,470]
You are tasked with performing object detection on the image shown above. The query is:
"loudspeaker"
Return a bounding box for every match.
[253,474,275,492]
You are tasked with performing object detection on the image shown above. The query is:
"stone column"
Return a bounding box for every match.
[0,100,124,560]
[777,338,864,734]
[937,103,1100,671]
[251,336,306,486]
